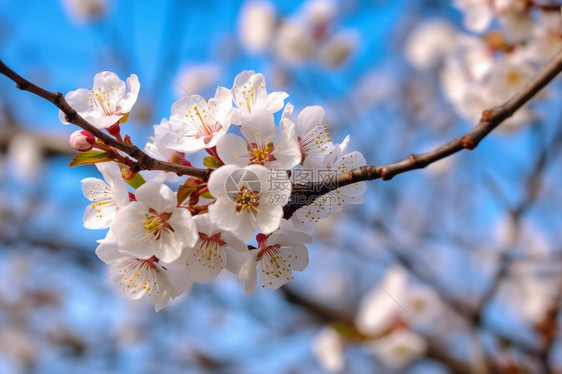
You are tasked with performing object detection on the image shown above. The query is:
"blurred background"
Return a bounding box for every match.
[1,0,562,373]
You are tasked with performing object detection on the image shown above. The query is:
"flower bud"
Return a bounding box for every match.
[69,130,95,152]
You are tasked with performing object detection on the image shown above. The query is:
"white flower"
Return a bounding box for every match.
[275,21,315,64]
[405,20,458,70]
[174,214,250,282]
[111,182,198,263]
[96,240,174,312]
[207,164,291,241]
[367,330,427,369]
[62,0,109,24]
[454,0,494,33]
[238,226,310,294]
[216,110,301,169]
[312,327,344,372]
[317,30,359,68]
[7,133,42,181]
[173,63,221,98]
[81,162,130,229]
[301,0,336,32]
[523,14,562,64]
[355,266,407,337]
[291,139,366,231]
[231,70,288,121]
[488,53,537,130]
[237,0,277,54]
[289,104,334,168]
[163,87,233,153]
[355,266,440,335]
[145,118,179,163]
[498,8,533,43]
[403,285,441,325]
[489,53,535,98]
[59,71,140,129]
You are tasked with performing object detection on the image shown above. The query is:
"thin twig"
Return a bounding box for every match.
[2,47,562,215]
[284,48,562,218]
[0,60,211,180]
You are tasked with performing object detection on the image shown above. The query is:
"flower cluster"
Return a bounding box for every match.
[313,266,441,371]
[61,70,366,310]
[405,1,561,130]
[238,0,359,68]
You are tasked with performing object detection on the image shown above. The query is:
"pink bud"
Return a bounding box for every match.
[69,130,95,152]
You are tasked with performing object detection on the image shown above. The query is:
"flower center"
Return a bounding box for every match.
[87,84,120,116]
[138,255,159,269]
[507,71,521,86]
[143,210,173,240]
[186,105,222,143]
[248,142,276,165]
[199,232,226,246]
[235,187,260,213]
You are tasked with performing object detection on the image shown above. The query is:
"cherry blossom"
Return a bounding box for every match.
[366,329,427,369]
[355,266,407,336]
[59,71,140,129]
[207,164,291,241]
[175,214,250,283]
[81,162,130,229]
[312,327,344,372]
[231,70,288,122]
[216,109,301,170]
[96,240,174,312]
[287,104,334,168]
[238,227,310,294]
[65,68,373,309]
[237,0,276,54]
[111,182,198,263]
[291,139,366,231]
[163,87,233,152]
[404,20,458,71]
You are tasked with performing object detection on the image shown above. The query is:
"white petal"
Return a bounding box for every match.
[296,105,325,138]
[93,71,126,92]
[208,200,239,232]
[268,118,301,170]
[84,113,122,129]
[207,164,240,199]
[239,109,277,142]
[216,134,251,166]
[254,203,283,235]
[65,88,93,116]
[184,240,225,282]
[95,240,123,263]
[263,91,289,113]
[135,182,176,213]
[118,74,140,113]
[233,211,256,242]
[259,249,293,290]
[238,251,258,295]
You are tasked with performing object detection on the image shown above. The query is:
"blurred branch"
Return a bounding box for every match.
[370,217,545,360]
[0,59,211,180]
[281,287,472,374]
[284,48,562,218]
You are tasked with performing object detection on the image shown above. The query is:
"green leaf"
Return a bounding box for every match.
[200,190,214,199]
[125,172,146,189]
[68,151,113,167]
[203,156,220,168]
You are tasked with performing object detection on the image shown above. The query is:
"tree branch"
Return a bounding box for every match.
[2,47,562,217]
[284,48,562,218]
[0,60,211,180]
